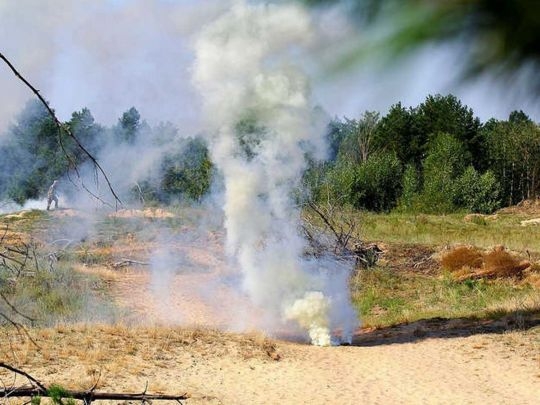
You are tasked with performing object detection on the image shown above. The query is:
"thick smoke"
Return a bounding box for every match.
[193,1,357,346]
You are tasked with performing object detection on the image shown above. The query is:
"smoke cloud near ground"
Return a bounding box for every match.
[0,1,360,345]
[193,1,357,345]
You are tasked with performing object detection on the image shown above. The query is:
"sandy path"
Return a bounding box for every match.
[184,335,539,404]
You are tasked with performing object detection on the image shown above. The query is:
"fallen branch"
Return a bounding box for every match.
[111,258,149,268]
[1,385,190,403]
[0,363,190,403]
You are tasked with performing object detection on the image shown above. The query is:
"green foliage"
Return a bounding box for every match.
[114,106,142,144]
[47,384,76,405]
[68,107,105,157]
[303,1,540,90]
[336,111,380,165]
[416,133,469,213]
[160,137,213,202]
[373,102,419,165]
[234,114,266,160]
[396,164,421,212]
[324,161,356,205]
[0,92,536,216]
[454,166,501,213]
[350,151,402,212]
[0,100,67,203]
[30,396,41,405]
[374,95,482,169]
[483,112,540,204]
[416,94,482,169]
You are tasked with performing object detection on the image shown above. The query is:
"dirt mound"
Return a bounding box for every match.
[498,199,540,215]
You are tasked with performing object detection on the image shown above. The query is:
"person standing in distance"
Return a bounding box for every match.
[47,180,59,210]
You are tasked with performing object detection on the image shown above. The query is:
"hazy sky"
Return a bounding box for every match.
[0,0,537,138]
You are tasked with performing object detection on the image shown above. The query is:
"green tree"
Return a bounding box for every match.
[336,111,380,165]
[396,164,421,212]
[114,107,142,144]
[374,102,419,166]
[0,100,67,203]
[484,112,540,204]
[160,137,213,202]
[351,151,402,211]
[416,94,483,169]
[67,107,104,158]
[418,133,469,213]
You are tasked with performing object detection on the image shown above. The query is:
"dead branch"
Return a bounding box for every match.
[0,363,189,403]
[0,363,47,392]
[305,201,360,254]
[0,52,122,208]
[2,386,190,403]
[111,258,149,268]
[303,201,382,268]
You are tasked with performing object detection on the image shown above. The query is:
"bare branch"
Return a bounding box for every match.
[0,363,47,392]
[0,51,122,208]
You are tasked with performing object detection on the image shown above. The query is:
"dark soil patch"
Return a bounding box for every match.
[376,243,439,275]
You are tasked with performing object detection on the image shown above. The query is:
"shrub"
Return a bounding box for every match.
[396,164,421,212]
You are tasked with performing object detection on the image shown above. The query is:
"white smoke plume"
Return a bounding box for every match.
[193,1,358,346]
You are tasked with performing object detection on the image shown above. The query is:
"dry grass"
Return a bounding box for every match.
[441,245,537,281]
[0,324,280,393]
[108,208,176,219]
[483,249,530,277]
[441,246,483,272]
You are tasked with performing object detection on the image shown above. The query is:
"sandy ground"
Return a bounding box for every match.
[1,323,538,405]
[1,210,539,404]
[69,230,540,404]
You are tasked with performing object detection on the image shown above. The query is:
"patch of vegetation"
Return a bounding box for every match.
[351,267,538,328]
[340,210,540,255]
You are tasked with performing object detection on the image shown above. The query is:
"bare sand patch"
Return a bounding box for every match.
[1,324,538,404]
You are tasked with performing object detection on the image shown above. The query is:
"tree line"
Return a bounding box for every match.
[305,94,540,214]
[1,94,538,214]
[0,100,212,205]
